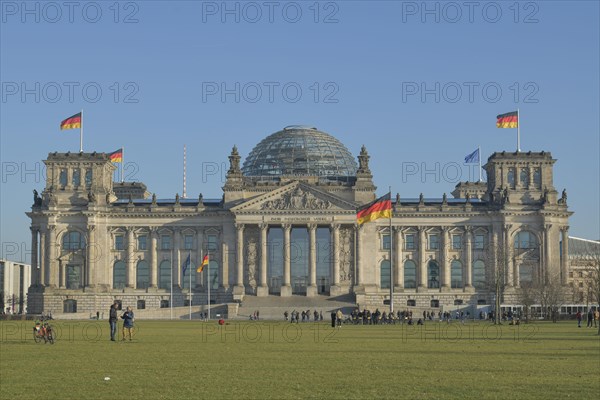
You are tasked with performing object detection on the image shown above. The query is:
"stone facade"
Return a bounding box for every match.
[26,129,574,315]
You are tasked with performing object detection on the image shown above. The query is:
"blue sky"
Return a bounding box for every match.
[1,0,599,262]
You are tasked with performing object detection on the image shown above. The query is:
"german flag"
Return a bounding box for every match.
[357,192,392,225]
[108,148,123,163]
[497,111,518,128]
[197,254,209,273]
[60,112,82,130]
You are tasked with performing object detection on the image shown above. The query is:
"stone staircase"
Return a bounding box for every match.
[234,294,357,320]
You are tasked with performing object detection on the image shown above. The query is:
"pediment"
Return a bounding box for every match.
[231,182,357,213]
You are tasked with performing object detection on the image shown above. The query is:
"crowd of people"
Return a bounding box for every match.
[283,310,324,323]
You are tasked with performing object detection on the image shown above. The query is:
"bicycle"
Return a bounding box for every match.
[33,317,55,344]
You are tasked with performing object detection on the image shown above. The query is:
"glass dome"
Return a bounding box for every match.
[242,126,358,181]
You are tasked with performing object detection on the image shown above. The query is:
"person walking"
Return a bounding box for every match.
[576,311,582,328]
[336,309,343,328]
[586,309,594,328]
[121,306,135,341]
[330,311,336,328]
[594,309,599,327]
[109,302,118,341]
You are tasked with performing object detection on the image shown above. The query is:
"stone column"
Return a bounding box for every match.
[543,224,552,285]
[441,227,450,290]
[59,260,66,288]
[87,225,96,288]
[39,229,46,286]
[394,227,403,288]
[356,224,364,286]
[173,229,181,288]
[126,227,135,288]
[257,224,269,296]
[150,228,158,288]
[464,227,473,288]
[281,224,292,296]
[47,226,58,288]
[504,225,513,288]
[30,227,39,286]
[560,227,569,285]
[330,224,341,295]
[418,227,427,289]
[307,224,318,296]
[234,224,245,294]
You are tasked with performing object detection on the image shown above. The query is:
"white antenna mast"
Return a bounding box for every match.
[183,144,187,199]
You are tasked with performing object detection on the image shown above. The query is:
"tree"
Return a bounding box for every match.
[535,272,569,322]
[516,282,536,323]
[484,234,510,325]
[586,259,600,335]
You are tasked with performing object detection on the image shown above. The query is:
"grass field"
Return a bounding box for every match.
[1,319,599,399]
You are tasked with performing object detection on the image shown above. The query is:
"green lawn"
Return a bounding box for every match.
[1,320,598,399]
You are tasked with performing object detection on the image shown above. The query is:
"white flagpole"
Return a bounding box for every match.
[170,247,173,320]
[121,147,125,183]
[79,109,83,153]
[188,250,192,320]
[517,108,521,152]
[389,187,394,314]
[478,145,482,182]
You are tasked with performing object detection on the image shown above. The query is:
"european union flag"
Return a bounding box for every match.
[182,254,191,276]
[464,148,480,164]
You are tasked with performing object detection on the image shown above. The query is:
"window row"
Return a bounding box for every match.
[506,167,542,189]
[381,233,487,251]
[380,259,487,290]
[112,259,219,290]
[59,168,93,189]
[113,233,218,251]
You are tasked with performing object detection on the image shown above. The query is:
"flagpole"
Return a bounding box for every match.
[80,109,83,153]
[517,108,521,152]
[389,187,394,314]
[121,147,125,183]
[189,250,192,320]
[170,247,173,320]
[478,145,482,182]
[207,251,211,321]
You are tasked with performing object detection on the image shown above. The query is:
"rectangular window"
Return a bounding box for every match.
[160,299,169,308]
[138,235,147,251]
[85,169,93,188]
[59,169,68,188]
[72,169,81,187]
[474,234,485,250]
[184,234,194,250]
[382,234,390,250]
[207,234,218,252]
[161,235,171,250]
[452,235,462,250]
[429,234,439,250]
[137,300,146,310]
[115,235,124,251]
[405,234,415,250]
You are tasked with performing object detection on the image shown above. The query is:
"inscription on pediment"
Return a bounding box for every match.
[261,186,331,210]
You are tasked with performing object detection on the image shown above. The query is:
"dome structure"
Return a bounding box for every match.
[242,126,358,181]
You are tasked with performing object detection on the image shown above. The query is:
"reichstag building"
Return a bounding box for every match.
[26,126,572,315]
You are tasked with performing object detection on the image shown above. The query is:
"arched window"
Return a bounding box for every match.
[63,299,77,313]
[159,260,171,290]
[533,168,541,188]
[514,231,537,250]
[404,260,417,289]
[472,260,486,289]
[451,260,463,289]
[380,260,391,289]
[62,231,86,250]
[136,260,150,289]
[113,261,126,289]
[428,260,440,289]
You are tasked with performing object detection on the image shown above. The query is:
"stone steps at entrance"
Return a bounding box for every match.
[235,294,357,320]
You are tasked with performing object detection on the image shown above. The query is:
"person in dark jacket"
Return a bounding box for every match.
[331,311,336,328]
[109,302,118,341]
